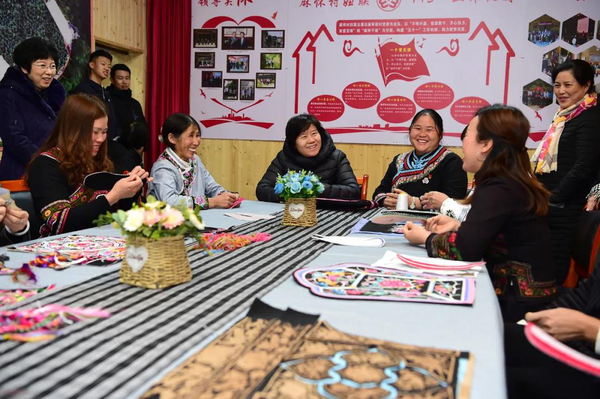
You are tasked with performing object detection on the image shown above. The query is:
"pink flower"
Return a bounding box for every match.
[380,279,410,288]
[161,208,184,229]
[143,209,161,227]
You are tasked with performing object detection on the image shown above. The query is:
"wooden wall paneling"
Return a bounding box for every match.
[92,0,147,111]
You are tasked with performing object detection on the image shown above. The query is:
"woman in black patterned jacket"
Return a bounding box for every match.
[532,60,600,284]
[256,114,359,203]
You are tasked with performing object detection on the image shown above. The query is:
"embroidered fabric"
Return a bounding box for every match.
[373,146,451,204]
[493,261,557,300]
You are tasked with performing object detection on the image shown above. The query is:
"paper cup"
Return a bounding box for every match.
[396,193,408,210]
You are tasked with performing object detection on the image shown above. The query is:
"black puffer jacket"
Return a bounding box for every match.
[256,131,359,203]
[537,104,600,210]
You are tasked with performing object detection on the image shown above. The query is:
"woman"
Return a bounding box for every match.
[403,105,557,322]
[505,264,600,398]
[256,114,359,203]
[531,60,600,283]
[27,94,147,237]
[149,113,238,209]
[0,37,66,180]
[373,109,467,210]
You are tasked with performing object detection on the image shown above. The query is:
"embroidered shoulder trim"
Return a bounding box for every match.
[40,147,61,162]
[392,147,450,187]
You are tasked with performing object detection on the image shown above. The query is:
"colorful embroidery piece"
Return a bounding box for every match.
[199,232,271,252]
[0,305,110,342]
[142,300,474,399]
[295,263,476,305]
[0,285,56,308]
[9,235,126,264]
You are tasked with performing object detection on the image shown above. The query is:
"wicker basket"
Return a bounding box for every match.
[120,235,191,289]
[282,197,317,227]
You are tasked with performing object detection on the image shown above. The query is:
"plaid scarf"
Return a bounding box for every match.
[531,92,597,174]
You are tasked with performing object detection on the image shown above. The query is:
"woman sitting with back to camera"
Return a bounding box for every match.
[28,94,148,237]
[403,105,558,322]
[256,113,359,202]
[372,109,467,210]
[148,113,239,209]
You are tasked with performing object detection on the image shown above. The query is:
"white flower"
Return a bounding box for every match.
[123,208,145,232]
[188,212,204,230]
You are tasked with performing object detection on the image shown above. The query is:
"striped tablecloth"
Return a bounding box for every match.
[0,208,377,399]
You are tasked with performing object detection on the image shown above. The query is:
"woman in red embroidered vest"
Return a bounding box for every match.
[531,60,600,285]
[372,109,467,210]
[27,94,148,236]
[404,105,557,322]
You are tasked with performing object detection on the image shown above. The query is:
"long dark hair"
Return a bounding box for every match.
[29,94,113,186]
[468,104,549,216]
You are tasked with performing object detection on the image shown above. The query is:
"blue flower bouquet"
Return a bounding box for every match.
[275,170,323,227]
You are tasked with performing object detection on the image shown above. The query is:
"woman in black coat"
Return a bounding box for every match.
[531,60,600,284]
[0,37,66,180]
[256,114,359,203]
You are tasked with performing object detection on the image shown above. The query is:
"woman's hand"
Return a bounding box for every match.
[0,198,7,224]
[208,192,238,209]
[3,202,29,233]
[382,192,399,209]
[128,166,152,183]
[402,221,430,245]
[106,175,143,205]
[586,196,599,211]
[420,191,449,211]
[425,214,461,234]
[525,308,600,343]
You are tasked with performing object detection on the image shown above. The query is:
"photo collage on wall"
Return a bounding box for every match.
[194,27,284,101]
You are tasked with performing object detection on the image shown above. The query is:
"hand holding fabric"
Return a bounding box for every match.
[209,192,238,209]
[525,308,600,343]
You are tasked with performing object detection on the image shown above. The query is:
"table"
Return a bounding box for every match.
[0,201,506,398]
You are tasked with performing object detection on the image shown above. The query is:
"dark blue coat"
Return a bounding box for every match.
[0,66,66,180]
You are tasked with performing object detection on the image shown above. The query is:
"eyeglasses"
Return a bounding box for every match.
[32,63,57,71]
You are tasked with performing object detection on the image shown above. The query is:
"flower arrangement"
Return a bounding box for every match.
[274,170,325,202]
[97,196,204,241]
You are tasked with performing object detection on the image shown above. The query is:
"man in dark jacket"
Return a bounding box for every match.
[0,37,66,180]
[71,49,121,139]
[106,64,147,141]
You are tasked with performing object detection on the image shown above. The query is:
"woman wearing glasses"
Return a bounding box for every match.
[0,37,66,180]
[373,109,468,210]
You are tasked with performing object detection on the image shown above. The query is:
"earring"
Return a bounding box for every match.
[476,151,486,162]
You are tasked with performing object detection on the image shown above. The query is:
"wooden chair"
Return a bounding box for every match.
[356,174,369,201]
[0,179,41,239]
[563,210,600,288]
